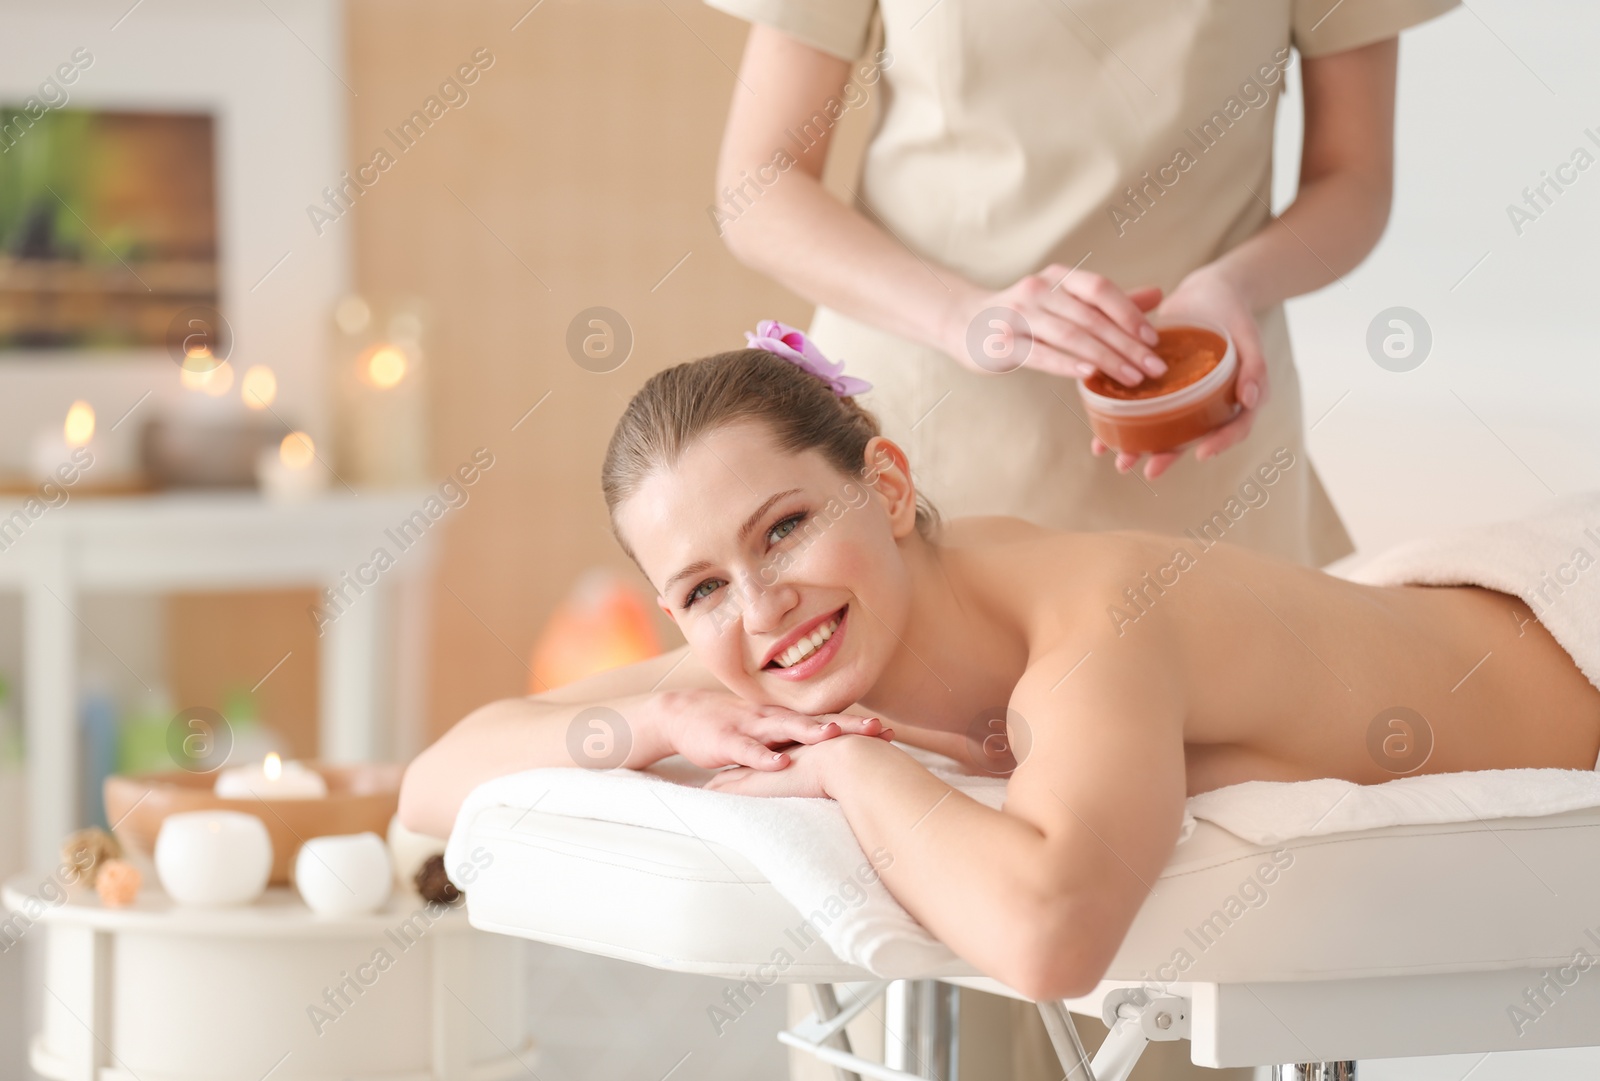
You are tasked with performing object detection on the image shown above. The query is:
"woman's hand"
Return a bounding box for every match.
[1090,265,1270,480]
[701,735,880,799]
[943,268,1166,386]
[653,688,893,773]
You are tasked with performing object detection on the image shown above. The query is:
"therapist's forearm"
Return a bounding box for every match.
[824,736,1071,995]
[719,172,983,355]
[1206,166,1391,312]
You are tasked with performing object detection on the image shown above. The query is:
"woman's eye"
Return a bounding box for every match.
[768,513,805,544]
[684,578,724,609]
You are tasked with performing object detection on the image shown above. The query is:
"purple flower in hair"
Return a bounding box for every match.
[745,320,873,398]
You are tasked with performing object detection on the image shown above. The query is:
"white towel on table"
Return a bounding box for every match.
[446,491,1600,975]
[445,743,1008,976]
[1339,489,1600,695]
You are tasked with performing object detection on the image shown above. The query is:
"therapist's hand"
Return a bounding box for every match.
[1090,265,1270,480]
[653,688,893,773]
[944,267,1167,386]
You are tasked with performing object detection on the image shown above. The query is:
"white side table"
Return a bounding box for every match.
[3,874,534,1081]
[0,490,439,869]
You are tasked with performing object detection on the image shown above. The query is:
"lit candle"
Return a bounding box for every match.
[254,430,329,501]
[340,323,428,485]
[362,343,408,389]
[214,752,329,800]
[29,400,95,483]
[240,364,277,409]
[65,400,95,445]
[179,347,235,397]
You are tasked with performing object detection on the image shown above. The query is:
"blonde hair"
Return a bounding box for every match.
[601,348,940,561]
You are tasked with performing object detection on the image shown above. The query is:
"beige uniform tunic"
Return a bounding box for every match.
[703,0,1458,1076]
[711,0,1455,571]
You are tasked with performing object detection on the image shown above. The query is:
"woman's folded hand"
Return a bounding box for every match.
[701,736,877,799]
[651,688,894,773]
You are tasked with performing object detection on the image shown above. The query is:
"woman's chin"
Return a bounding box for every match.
[736,675,851,714]
[787,670,873,716]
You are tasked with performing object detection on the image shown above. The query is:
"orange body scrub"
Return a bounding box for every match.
[1078,321,1239,454]
[1085,326,1227,400]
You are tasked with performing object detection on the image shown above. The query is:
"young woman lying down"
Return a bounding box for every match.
[399,325,1600,1002]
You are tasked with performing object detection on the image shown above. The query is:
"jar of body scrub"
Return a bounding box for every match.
[1078,318,1239,455]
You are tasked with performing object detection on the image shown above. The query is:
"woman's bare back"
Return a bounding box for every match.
[941,518,1600,793]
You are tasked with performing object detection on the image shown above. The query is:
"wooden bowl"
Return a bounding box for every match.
[103,762,404,886]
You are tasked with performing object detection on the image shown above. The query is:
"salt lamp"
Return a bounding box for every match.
[529,568,661,691]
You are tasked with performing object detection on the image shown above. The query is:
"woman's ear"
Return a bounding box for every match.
[862,436,918,538]
[656,596,679,626]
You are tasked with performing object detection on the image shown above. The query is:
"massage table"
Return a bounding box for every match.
[444,496,1600,1078]
[451,763,1600,1080]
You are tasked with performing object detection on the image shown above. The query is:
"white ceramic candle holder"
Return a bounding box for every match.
[30,429,84,484]
[213,754,329,800]
[294,832,392,916]
[154,810,273,907]
[255,443,329,502]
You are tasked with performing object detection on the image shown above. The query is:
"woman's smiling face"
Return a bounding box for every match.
[615,419,919,714]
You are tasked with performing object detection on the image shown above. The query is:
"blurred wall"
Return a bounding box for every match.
[168,590,321,760]
[1273,2,1600,559]
[342,0,869,743]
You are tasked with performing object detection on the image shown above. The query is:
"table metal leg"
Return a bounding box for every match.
[783,979,961,1081]
[807,984,863,1081]
[1037,1000,1099,1081]
[1272,1065,1356,1080]
[886,979,957,1080]
[916,979,957,1080]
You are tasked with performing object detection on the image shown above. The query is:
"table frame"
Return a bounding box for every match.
[0,490,439,869]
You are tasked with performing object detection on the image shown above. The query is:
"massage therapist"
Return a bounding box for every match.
[703,0,1459,1077]
[708,0,1459,570]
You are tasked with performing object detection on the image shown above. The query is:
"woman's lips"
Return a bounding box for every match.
[764,606,847,681]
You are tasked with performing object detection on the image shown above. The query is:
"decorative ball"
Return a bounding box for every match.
[414,853,461,906]
[155,810,273,907]
[294,832,392,916]
[95,859,142,907]
[61,827,122,887]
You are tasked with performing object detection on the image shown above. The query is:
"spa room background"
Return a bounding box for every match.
[1,1,1597,1079]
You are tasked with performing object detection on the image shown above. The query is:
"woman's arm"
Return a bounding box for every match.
[397,643,888,838]
[717,26,1165,387]
[398,646,705,838]
[707,627,1188,1000]
[1117,36,1401,479]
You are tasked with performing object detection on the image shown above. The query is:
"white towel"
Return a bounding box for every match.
[446,491,1600,975]
[1185,767,1600,847]
[1195,489,1600,846]
[1339,490,1600,695]
[445,743,1008,976]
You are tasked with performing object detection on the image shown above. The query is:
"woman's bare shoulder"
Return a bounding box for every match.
[934,514,1053,547]
[942,517,1183,576]
[943,520,1194,642]
[938,515,1174,557]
